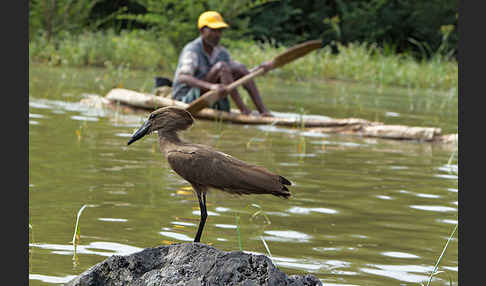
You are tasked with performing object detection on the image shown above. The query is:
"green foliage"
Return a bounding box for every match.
[331,0,457,59]
[117,0,201,51]
[119,0,267,51]
[29,0,458,59]
[88,0,148,31]
[244,0,457,59]
[245,0,333,45]
[29,30,458,91]
[424,224,458,286]
[29,0,106,40]
[29,29,177,71]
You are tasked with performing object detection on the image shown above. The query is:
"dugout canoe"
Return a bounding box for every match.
[79,87,458,144]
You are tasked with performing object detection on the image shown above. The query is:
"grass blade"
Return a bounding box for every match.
[71,204,89,246]
[426,223,458,286]
[71,204,89,267]
[235,215,243,251]
[260,235,273,261]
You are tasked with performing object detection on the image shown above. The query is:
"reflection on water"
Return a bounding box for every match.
[360,264,431,284]
[29,64,458,286]
[159,231,193,242]
[409,205,457,212]
[30,274,77,284]
[30,241,143,257]
[381,252,420,259]
[287,206,338,215]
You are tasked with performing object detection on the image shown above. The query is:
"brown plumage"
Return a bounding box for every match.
[127,106,291,242]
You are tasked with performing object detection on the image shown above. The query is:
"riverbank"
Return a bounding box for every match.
[29,29,457,93]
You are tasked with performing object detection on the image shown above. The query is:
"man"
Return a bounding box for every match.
[171,11,273,117]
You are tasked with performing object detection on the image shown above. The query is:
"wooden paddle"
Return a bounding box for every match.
[185,39,323,115]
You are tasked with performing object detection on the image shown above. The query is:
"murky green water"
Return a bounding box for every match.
[29,63,458,285]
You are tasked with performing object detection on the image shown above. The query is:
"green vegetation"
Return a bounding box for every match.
[235,214,243,251]
[423,223,458,286]
[29,30,457,91]
[29,0,457,92]
[29,0,457,59]
[29,29,175,71]
[71,204,89,264]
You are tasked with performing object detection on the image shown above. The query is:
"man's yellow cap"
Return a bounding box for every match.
[198,11,229,29]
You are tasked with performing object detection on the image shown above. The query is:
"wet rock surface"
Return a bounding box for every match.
[65,242,322,286]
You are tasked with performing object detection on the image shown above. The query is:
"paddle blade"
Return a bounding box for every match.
[272,40,323,69]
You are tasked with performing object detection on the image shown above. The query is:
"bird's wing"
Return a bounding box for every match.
[166,147,291,198]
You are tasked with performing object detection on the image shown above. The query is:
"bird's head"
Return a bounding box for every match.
[127,107,194,145]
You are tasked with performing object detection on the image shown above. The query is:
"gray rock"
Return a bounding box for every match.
[65,243,322,286]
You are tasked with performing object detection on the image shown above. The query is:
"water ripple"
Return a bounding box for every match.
[409,205,457,212]
[71,115,99,122]
[376,195,393,200]
[98,218,128,222]
[192,210,220,216]
[434,174,458,180]
[438,219,458,225]
[159,231,193,241]
[29,274,77,284]
[171,221,196,227]
[263,230,312,242]
[415,193,441,198]
[381,251,420,259]
[288,206,338,215]
[214,224,237,229]
[360,264,431,283]
[29,113,45,119]
[29,241,143,257]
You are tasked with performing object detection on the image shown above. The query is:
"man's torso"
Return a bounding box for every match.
[172,36,231,101]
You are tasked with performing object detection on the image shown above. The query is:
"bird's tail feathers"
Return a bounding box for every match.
[279,176,291,186]
[277,185,291,199]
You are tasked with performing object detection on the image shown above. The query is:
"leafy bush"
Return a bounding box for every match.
[29,29,178,71]
[244,0,457,59]
[118,0,263,51]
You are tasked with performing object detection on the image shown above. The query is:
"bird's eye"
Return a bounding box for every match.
[149,113,155,119]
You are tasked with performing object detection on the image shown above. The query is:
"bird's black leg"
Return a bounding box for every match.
[194,191,207,243]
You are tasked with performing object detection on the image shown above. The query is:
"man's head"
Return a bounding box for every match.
[198,11,228,48]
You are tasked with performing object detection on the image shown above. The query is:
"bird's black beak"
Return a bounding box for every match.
[127,120,151,145]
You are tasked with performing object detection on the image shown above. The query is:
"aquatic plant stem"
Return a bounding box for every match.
[260,236,273,260]
[71,204,89,264]
[235,215,243,251]
[426,223,458,286]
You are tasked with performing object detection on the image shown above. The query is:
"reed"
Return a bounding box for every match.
[446,141,458,174]
[423,223,458,286]
[233,204,273,256]
[249,203,272,225]
[246,120,276,150]
[29,29,176,71]
[30,31,457,92]
[229,40,457,91]
[260,236,273,261]
[235,214,243,251]
[71,204,89,262]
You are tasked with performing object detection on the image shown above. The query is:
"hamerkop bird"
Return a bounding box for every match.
[127,107,291,242]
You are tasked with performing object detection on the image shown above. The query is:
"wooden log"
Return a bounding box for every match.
[307,125,456,143]
[104,88,378,128]
[79,89,458,144]
[361,125,442,141]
